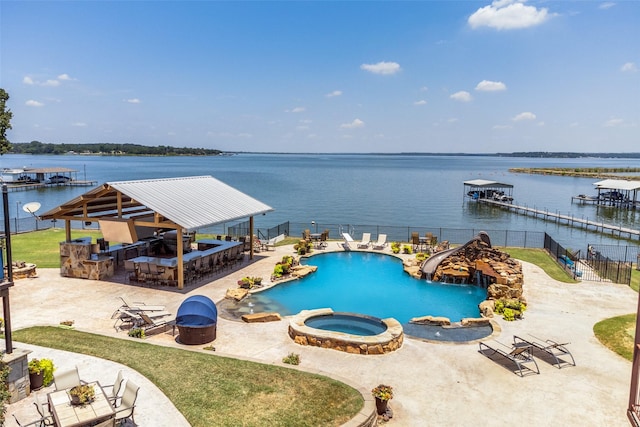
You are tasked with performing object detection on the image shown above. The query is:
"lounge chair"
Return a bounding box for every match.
[114,380,140,426]
[117,296,166,313]
[478,341,540,377]
[113,308,171,331]
[357,233,371,249]
[342,232,354,249]
[373,234,388,250]
[513,335,576,368]
[138,312,172,333]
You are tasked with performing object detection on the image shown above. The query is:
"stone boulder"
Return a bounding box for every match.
[241,312,281,323]
[225,288,248,301]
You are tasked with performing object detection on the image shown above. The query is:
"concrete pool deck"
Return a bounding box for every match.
[4,243,637,426]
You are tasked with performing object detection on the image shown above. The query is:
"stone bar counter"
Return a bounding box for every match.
[60,237,114,280]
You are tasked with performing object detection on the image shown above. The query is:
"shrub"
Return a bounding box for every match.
[282,352,300,365]
[128,328,145,339]
[0,360,9,425]
[391,242,401,254]
[402,245,413,254]
[415,252,429,262]
[273,264,285,278]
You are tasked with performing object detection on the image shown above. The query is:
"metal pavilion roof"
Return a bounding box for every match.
[593,179,640,192]
[40,175,274,231]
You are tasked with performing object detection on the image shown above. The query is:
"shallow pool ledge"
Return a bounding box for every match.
[288,308,404,355]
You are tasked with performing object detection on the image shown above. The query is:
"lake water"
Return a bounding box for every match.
[2,153,640,251]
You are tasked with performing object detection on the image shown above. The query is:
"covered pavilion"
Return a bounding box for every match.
[463,179,514,201]
[39,175,273,289]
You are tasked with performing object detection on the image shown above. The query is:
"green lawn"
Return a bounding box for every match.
[500,247,579,283]
[13,327,363,427]
[11,229,104,268]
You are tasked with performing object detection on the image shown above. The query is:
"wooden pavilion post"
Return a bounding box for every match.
[176,225,184,289]
[249,216,254,260]
[65,219,71,242]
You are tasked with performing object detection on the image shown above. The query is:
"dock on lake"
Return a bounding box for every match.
[479,198,640,240]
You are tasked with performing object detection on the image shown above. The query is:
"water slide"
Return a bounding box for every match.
[420,231,491,279]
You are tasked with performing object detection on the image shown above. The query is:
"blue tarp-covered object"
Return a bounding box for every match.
[176,295,218,327]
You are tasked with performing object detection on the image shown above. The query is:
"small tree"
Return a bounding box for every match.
[0,88,13,154]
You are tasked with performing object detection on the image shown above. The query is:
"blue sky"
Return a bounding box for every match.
[1,1,638,153]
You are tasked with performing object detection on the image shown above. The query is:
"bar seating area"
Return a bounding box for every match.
[125,236,247,287]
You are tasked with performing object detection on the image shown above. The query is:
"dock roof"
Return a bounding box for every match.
[593,179,640,191]
[463,179,513,188]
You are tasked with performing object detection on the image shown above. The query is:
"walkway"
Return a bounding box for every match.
[4,243,637,426]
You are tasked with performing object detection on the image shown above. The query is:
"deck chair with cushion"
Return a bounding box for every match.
[341,232,354,249]
[114,380,140,426]
[54,366,84,391]
[478,341,540,377]
[118,296,166,313]
[513,335,576,368]
[373,234,388,250]
[357,232,371,249]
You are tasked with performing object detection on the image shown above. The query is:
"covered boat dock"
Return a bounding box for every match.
[464,179,514,202]
[572,179,640,209]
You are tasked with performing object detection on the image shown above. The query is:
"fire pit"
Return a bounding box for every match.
[176,295,218,345]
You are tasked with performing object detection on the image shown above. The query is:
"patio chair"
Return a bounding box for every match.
[411,232,420,251]
[114,380,140,426]
[373,234,388,250]
[478,341,540,377]
[513,335,576,368]
[357,232,371,249]
[13,414,49,427]
[33,393,55,426]
[54,366,84,391]
[103,370,126,405]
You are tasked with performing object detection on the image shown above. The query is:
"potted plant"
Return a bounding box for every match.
[69,384,96,406]
[371,384,393,415]
[28,358,55,390]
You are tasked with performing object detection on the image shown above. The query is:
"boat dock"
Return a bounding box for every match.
[4,180,98,192]
[1,166,97,191]
[479,198,640,240]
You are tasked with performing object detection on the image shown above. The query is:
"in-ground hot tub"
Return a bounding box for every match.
[176,295,218,345]
[289,308,404,355]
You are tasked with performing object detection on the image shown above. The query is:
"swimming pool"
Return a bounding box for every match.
[224,251,487,326]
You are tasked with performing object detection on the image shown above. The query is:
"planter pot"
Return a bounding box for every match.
[375,397,389,415]
[29,371,44,391]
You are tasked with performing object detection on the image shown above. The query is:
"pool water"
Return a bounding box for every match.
[241,252,487,325]
[304,313,388,336]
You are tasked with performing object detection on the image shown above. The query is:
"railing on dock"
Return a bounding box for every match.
[479,198,640,240]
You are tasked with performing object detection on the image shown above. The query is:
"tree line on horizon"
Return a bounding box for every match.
[9,141,223,156]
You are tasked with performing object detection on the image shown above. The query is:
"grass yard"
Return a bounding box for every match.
[13,327,363,427]
[594,314,636,361]
[11,229,104,268]
[501,247,578,283]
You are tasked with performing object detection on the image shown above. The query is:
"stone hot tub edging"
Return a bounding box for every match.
[288,308,404,355]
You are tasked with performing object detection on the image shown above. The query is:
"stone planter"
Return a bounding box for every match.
[29,371,43,391]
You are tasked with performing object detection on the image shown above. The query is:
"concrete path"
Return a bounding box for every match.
[4,244,637,426]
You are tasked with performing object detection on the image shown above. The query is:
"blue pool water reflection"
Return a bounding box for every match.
[246,252,487,324]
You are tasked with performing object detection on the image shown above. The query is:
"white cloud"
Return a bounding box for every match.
[493,124,512,130]
[420,86,429,92]
[604,118,623,127]
[414,100,427,106]
[512,111,536,121]
[296,125,310,131]
[23,76,35,85]
[360,61,401,75]
[72,122,87,127]
[287,107,306,113]
[126,98,141,104]
[450,91,472,102]
[599,2,616,9]
[475,80,507,91]
[58,73,74,81]
[621,62,638,72]
[42,79,61,87]
[340,118,365,129]
[468,0,551,30]
[326,90,342,98]
[25,100,44,107]
[299,119,312,124]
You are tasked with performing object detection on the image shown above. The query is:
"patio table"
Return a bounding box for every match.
[48,381,115,427]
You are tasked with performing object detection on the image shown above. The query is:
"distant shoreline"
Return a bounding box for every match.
[510,167,640,180]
